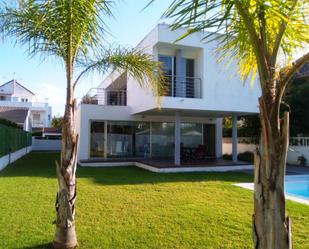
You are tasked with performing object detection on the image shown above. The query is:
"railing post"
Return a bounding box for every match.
[171,75,174,97]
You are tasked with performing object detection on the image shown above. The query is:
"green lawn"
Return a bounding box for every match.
[0,152,308,249]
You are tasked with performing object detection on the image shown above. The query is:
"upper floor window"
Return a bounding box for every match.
[159,55,199,98]
[0,96,5,101]
[158,55,195,77]
[33,114,40,123]
[159,55,174,76]
[21,98,28,102]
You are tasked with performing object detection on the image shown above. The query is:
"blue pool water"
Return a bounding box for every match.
[285,175,309,199]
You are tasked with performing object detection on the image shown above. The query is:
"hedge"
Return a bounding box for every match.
[0,123,32,157]
[222,151,254,163]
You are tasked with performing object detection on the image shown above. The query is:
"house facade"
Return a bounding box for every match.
[0,79,52,130]
[77,24,261,165]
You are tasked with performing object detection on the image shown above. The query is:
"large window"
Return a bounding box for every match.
[107,121,133,157]
[181,123,203,148]
[151,122,175,158]
[90,121,105,158]
[89,121,211,159]
[159,54,196,98]
[135,122,151,157]
[106,121,150,158]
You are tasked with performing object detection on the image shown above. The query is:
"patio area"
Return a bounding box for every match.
[79,157,253,173]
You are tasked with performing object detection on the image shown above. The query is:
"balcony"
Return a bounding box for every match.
[82,88,127,106]
[0,100,49,108]
[32,121,46,128]
[163,75,202,98]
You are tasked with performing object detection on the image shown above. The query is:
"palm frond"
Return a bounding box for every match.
[75,47,166,97]
[160,0,309,84]
[0,0,113,62]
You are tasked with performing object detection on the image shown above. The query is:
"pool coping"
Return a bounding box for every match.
[234,183,309,205]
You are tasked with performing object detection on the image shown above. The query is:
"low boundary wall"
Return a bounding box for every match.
[32,138,61,151]
[0,146,32,171]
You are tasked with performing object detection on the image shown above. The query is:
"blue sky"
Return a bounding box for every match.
[0,0,172,116]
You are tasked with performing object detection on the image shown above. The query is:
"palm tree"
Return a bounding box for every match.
[153,0,309,248]
[0,1,164,248]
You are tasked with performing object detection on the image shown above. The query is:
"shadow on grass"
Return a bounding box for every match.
[0,152,59,178]
[0,152,253,185]
[20,242,53,249]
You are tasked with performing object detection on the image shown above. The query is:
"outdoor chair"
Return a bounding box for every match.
[194,145,208,161]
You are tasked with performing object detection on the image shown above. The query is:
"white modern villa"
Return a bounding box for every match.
[77,24,261,168]
[0,79,52,130]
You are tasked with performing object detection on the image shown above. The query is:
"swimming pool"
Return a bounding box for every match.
[235,174,309,205]
[285,175,309,199]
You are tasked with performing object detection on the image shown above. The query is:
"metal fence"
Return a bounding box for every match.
[0,124,32,157]
[82,89,127,106]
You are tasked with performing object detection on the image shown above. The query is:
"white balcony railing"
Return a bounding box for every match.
[163,75,202,98]
[82,89,127,106]
[32,121,45,127]
[82,75,202,106]
[0,100,49,108]
[290,137,309,147]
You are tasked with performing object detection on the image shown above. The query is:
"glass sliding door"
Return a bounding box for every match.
[203,124,216,157]
[151,122,175,158]
[107,121,133,157]
[90,121,105,158]
[135,122,150,158]
[181,123,203,148]
[106,121,150,158]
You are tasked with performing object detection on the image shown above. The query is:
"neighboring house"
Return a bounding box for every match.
[77,24,261,165]
[42,127,62,139]
[0,106,30,130]
[0,79,52,130]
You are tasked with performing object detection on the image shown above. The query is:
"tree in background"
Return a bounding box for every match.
[51,116,64,129]
[157,0,309,248]
[285,76,309,136]
[239,115,261,139]
[1,1,164,248]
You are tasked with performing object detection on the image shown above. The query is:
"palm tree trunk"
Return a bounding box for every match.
[253,97,292,249]
[53,63,78,249]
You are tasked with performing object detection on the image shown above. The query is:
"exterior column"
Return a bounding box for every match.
[175,50,185,97]
[104,121,108,159]
[174,112,181,165]
[149,122,153,159]
[232,114,238,163]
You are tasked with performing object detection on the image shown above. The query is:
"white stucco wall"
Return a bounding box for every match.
[77,24,263,161]
[287,146,309,166]
[77,104,222,160]
[121,24,261,115]
[222,142,309,166]
[32,138,61,151]
[30,106,52,128]
[0,80,52,128]
[223,143,257,155]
